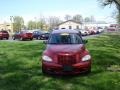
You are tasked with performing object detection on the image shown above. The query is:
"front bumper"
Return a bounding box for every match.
[42,61,91,75]
[23,36,33,39]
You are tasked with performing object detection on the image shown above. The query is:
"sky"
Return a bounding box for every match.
[0,0,117,23]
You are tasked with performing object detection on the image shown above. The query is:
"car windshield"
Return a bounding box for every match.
[33,31,43,34]
[15,32,20,34]
[1,31,8,33]
[48,33,83,44]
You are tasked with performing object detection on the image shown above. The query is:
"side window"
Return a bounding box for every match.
[20,32,23,34]
[69,26,72,29]
[34,31,37,34]
[3,31,8,33]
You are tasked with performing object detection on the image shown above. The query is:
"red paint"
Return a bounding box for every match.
[42,29,92,75]
[13,31,33,40]
[0,31,9,40]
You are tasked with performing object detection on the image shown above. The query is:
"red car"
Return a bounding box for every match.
[42,29,92,75]
[0,30,9,40]
[12,31,33,40]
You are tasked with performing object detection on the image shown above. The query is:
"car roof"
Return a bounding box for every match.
[51,29,79,34]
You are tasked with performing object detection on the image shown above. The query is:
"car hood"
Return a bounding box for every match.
[46,44,84,54]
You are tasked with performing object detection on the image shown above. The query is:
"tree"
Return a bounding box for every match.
[72,14,83,22]
[37,17,46,30]
[98,0,120,23]
[36,21,45,30]
[13,16,24,32]
[28,18,46,30]
[27,21,36,30]
[48,16,62,29]
[84,17,91,22]
[90,16,96,22]
[64,14,72,21]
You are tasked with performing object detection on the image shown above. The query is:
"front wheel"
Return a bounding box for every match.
[6,37,9,40]
[13,37,15,40]
[84,67,91,74]
[30,38,33,40]
[42,66,47,74]
[0,38,3,40]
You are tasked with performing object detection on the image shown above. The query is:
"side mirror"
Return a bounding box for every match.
[83,39,88,44]
[43,40,48,44]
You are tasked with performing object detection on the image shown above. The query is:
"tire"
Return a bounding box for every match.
[42,66,47,74]
[30,38,33,40]
[0,38,3,40]
[84,68,91,74]
[13,37,15,40]
[6,37,9,40]
[36,37,39,40]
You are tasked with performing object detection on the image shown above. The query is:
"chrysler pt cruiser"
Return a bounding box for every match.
[42,29,92,75]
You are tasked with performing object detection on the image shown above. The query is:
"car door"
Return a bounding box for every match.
[15,32,21,39]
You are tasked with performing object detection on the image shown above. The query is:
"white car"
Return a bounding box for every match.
[79,29,89,36]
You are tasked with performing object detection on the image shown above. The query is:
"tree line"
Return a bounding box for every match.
[7,0,120,32]
[11,15,96,32]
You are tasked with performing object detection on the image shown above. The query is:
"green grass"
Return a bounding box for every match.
[0,33,120,90]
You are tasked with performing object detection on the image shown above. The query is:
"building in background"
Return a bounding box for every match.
[83,22,110,30]
[58,20,82,30]
[0,22,13,33]
[57,20,111,30]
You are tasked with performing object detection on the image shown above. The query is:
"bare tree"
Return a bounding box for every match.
[90,16,96,22]
[27,20,36,30]
[38,17,46,30]
[98,0,120,23]
[84,17,91,22]
[72,14,83,22]
[64,14,72,21]
[12,16,24,32]
[48,16,62,29]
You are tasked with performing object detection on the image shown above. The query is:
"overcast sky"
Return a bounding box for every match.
[0,0,116,23]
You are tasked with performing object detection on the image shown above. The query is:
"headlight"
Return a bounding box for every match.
[82,55,91,61]
[42,55,52,62]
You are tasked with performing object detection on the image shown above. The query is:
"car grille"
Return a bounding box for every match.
[57,55,76,65]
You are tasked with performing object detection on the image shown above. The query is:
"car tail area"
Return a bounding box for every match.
[0,31,9,39]
[22,32,33,39]
[3,32,9,37]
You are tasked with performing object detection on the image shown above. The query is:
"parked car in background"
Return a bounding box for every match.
[39,33,50,40]
[33,30,43,39]
[107,27,116,31]
[42,29,92,75]
[12,31,33,40]
[0,30,9,40]
[89,30,96,35]
[79,29,89,36]
[97,27,104,33]
[107,25,117,31]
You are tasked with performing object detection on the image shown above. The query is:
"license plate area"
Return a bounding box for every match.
[63,66,73,72]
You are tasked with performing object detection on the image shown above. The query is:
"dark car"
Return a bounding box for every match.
[39,33,50,40]
[33,30,43,39]
[41,29,92,75]
[12,31,33,40]
[0,30,9,40]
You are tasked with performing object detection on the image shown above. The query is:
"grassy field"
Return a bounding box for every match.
[0,33,120,90]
